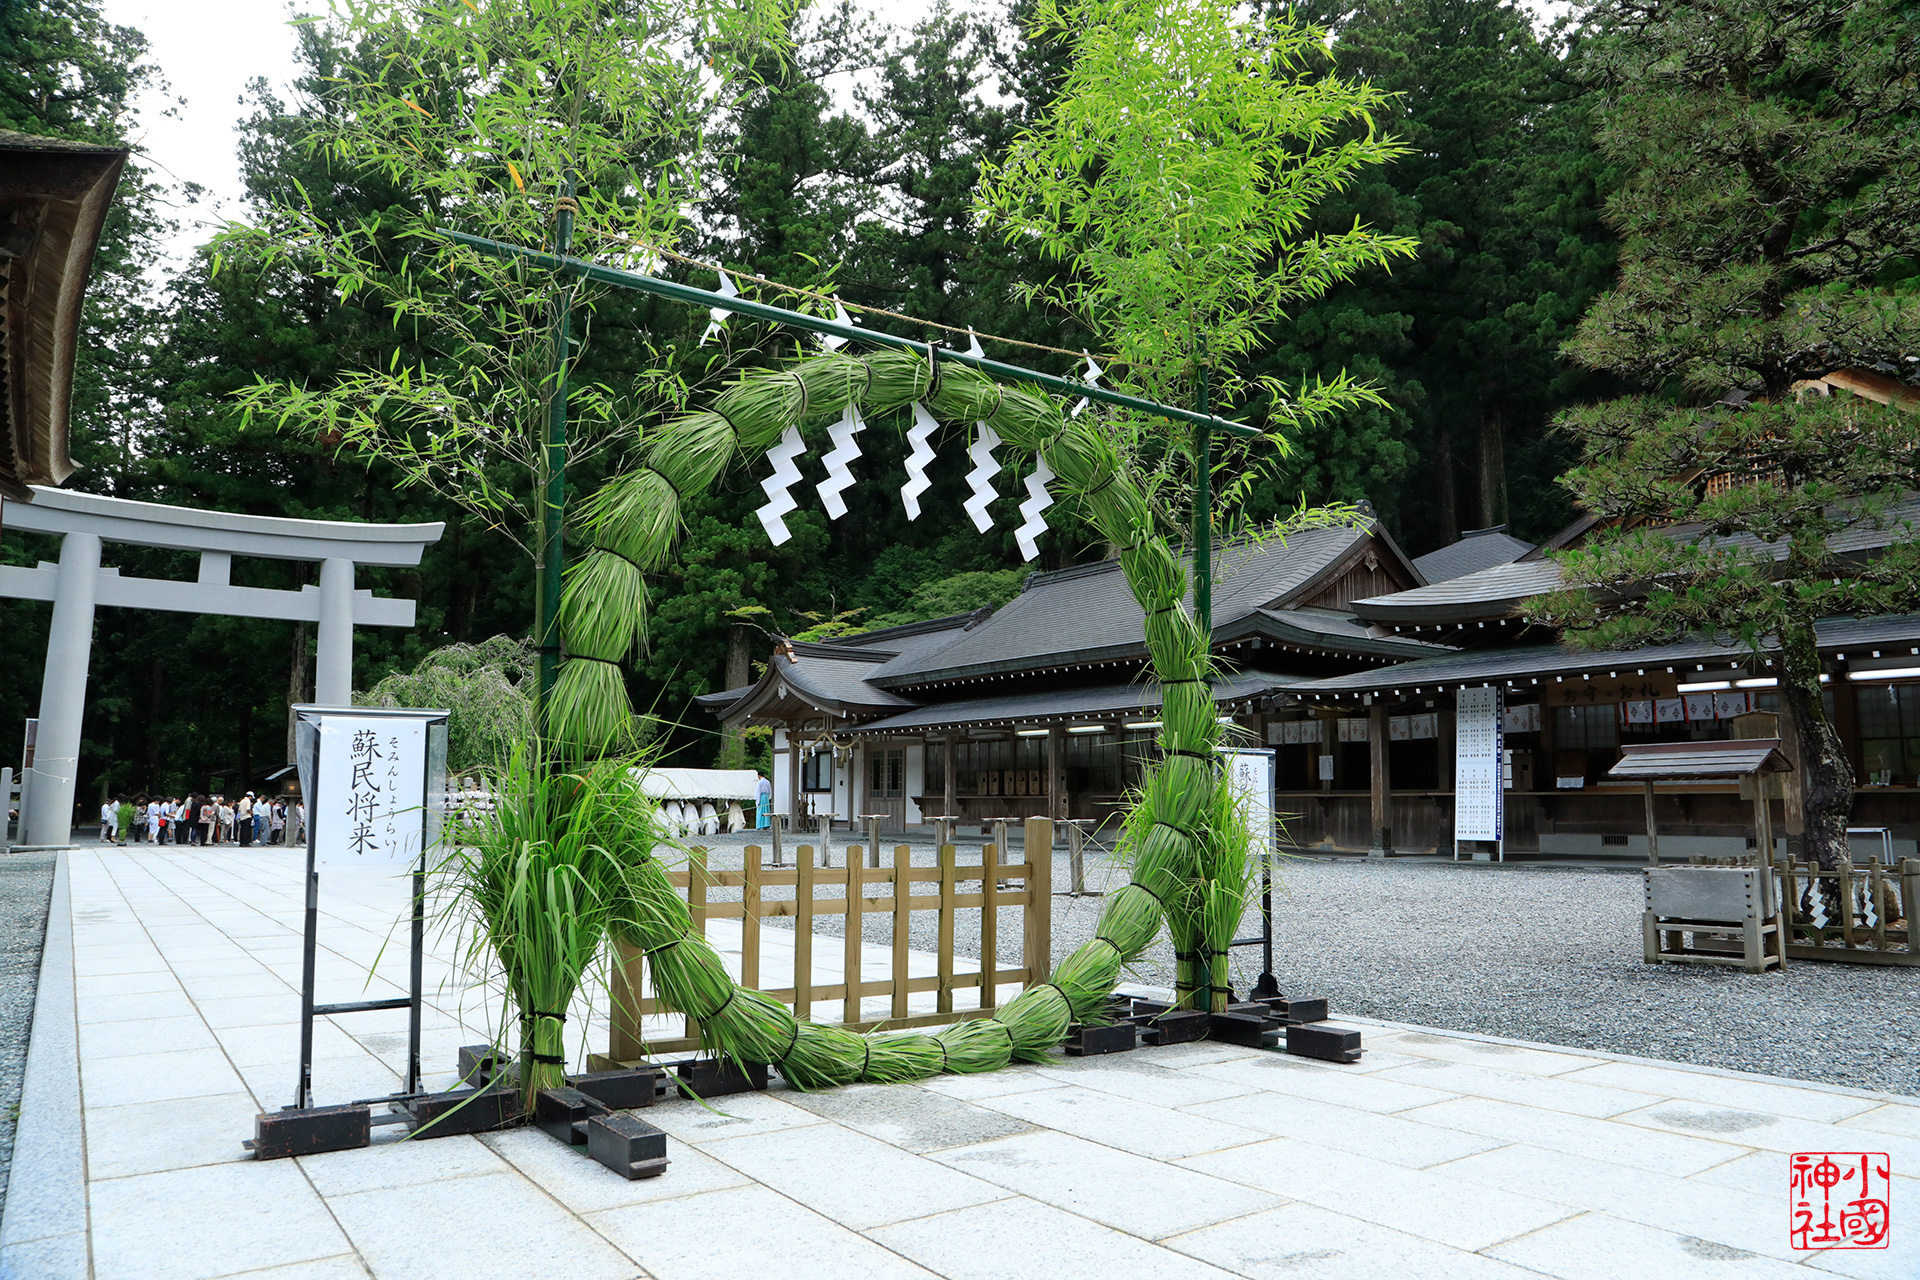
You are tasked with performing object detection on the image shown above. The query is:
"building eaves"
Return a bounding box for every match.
[1283,613,1920,697]
[1349,560,1563,626]
[852,668,1306,735]
[0,131,129,498]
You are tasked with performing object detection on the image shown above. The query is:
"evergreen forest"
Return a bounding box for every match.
[1,0,1843,800]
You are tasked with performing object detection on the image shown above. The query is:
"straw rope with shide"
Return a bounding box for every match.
[541,346,1254,1087]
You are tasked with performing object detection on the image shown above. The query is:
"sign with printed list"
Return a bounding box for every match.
[314,715,427,870]
[1455,687,1504,842]
[1223,749,1276,857]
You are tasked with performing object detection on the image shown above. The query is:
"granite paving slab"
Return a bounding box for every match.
[7,846,1912,1280]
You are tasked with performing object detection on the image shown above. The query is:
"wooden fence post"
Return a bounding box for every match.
[1024,816,1053,983]
[796,844,815,1021]
[892,844,911,1020]
[686,845,708,1043]
[843,851,863,1025]
[938,842,956,1015]
[1903,859,1920,946]
[980,831,999,1011]
[610,940,647,1062]
[743,843,763,991]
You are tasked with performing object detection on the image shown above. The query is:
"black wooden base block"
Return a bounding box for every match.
[569,1066,663,1110]
[1286,1023,1363,1064]
[1282,997,1329,1025]
[535,1086,607,1146]
[248,1103,370,1159]
[587,1113,671,1180]
[457,1044,525,1089]
[1062,1023,1138,1056]
[1130,998,1171,1020]
[405,1087,521,1138]
[1209,1011,1282,1049]
[674,1058,768,1097]
[1225,1002,1276,1019]
[1139,1008,1210,1046]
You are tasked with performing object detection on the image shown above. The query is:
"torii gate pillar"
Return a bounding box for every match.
[26,532,101,846]
[316,557,356,706]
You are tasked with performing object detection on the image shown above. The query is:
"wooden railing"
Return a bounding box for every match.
[608,817,1053,1060]
[1689,854,1919,967]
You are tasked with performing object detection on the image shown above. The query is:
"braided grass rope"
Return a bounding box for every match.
[554,349,1238,1086]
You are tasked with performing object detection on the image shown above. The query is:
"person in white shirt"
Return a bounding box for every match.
[236,794,254,847]
[99,800,117,843]
[146,799,161,843]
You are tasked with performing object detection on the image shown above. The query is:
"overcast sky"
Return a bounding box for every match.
[98,0,937,276]
[100,0,305,270]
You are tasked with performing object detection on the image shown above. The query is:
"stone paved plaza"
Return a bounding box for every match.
[3,845,1918,1279]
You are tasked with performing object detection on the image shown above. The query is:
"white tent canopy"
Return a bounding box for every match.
[632,768,762,802]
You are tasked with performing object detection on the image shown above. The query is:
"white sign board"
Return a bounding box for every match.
[1455,687,1505,842]
[314,715,428,870]
[1223,748,1276,857]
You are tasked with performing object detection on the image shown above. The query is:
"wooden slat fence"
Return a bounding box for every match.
[1689,854,1920,967]
[608,817,1053,1061]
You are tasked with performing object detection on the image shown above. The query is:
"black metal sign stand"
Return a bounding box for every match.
[1225,748,1280,999]
[247,704,447,1159]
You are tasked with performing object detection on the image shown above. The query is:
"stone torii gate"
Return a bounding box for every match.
[0,486,442,846]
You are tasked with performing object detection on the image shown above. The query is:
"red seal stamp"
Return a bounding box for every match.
[1791,1152,1890,1250]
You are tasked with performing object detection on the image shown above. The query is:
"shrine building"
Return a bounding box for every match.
[703,511,1920,864]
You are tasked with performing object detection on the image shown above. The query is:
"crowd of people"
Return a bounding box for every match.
[98,792,305,847]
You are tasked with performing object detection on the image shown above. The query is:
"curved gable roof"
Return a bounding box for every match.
[871,524,1404,687]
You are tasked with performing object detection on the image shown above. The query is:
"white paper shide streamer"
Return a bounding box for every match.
[961,331,1001,532]
[962,422,1002,533]
[1015,455,1055,562]
[1070,350,1104,418]
[901,401,937,520]
[754,425,806,545]
[815,404,866,519]
[821,297,859,352]
[700,269,740,345]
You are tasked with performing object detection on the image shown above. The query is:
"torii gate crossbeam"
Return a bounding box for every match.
[0,486,442,846]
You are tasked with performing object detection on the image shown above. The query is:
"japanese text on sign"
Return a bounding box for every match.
[315,715,427,870]
[1455,687,1504,842]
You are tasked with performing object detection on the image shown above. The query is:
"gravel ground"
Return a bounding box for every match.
[688,831,1920,1097]
[0,848,55,1219]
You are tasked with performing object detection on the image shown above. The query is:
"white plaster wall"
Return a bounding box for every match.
[772,730,790,813]
[905,741,925,824]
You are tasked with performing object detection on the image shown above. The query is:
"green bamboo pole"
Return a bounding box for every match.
[535,176,576,720]
[441,229,1262,443]
[1190,334,1214,1012]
